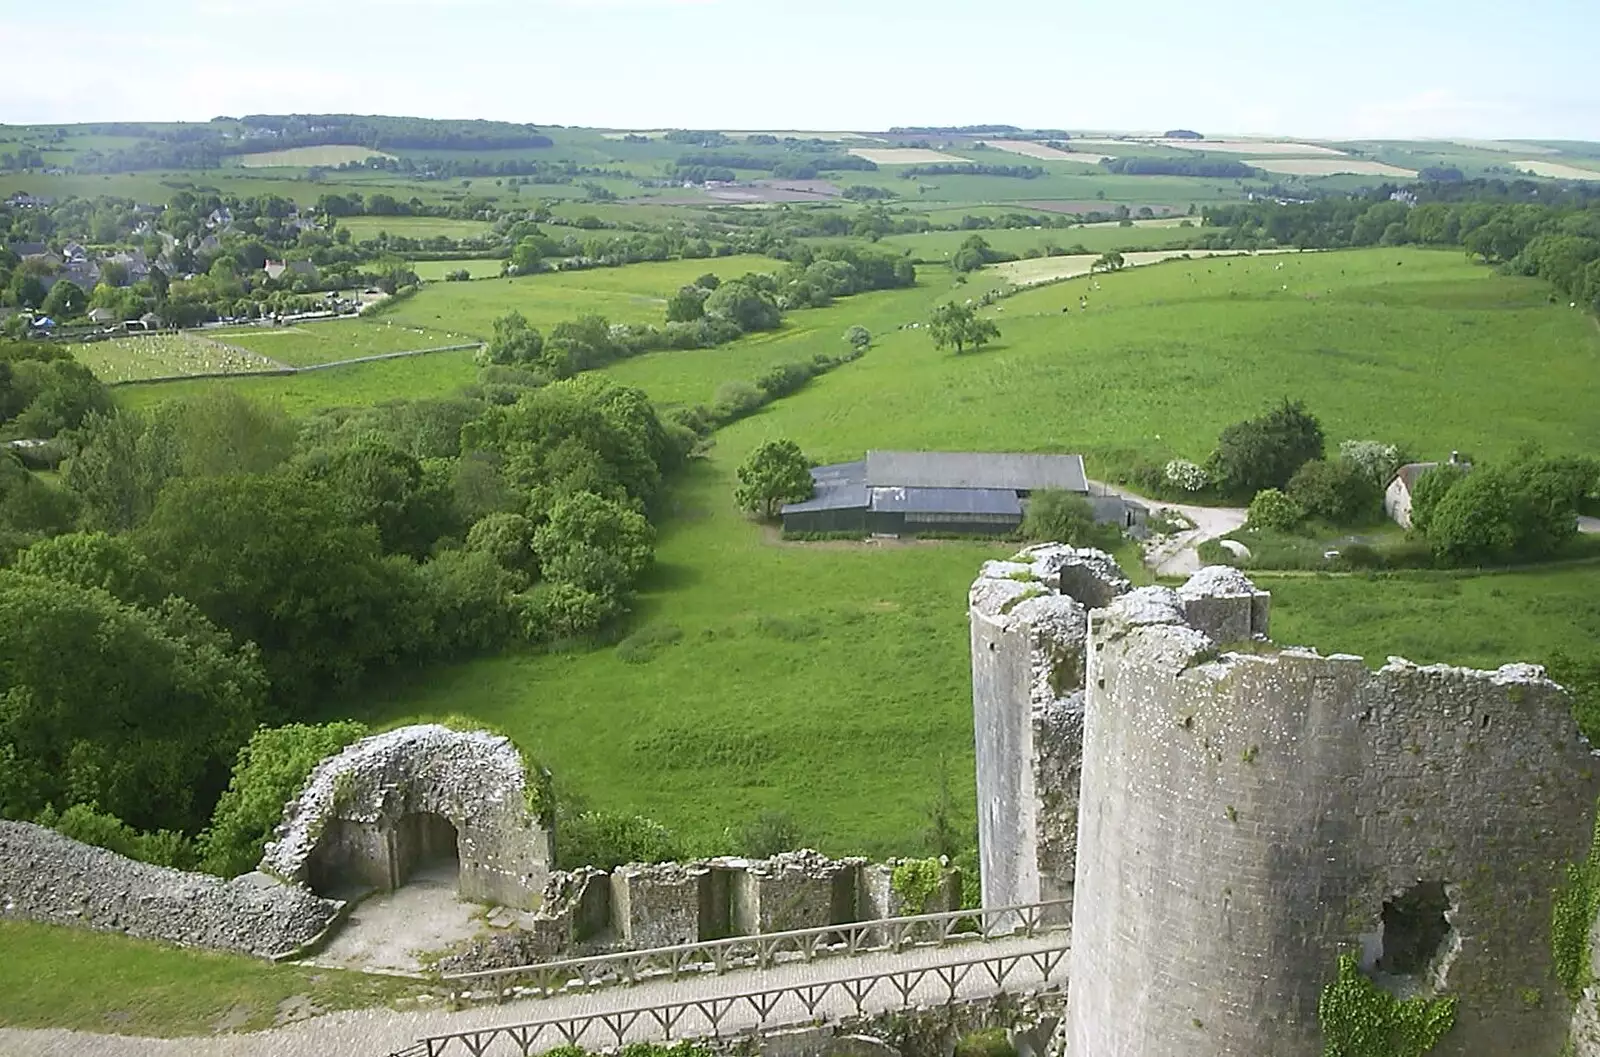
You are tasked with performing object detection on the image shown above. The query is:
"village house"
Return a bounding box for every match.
[1385,453,1468,528]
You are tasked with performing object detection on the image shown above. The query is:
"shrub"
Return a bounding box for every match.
[953,1029,1016,1057]
[557,809,680,870]
[1287,459,1380,526]
[1247,488,1303,531]
[713,380,766,419]
[38,803,198,870]
[844,325,872,350]
[1208,399,1325,498]
[1021,489,1121,549]
[1338,439,1403,486]
[1163,458,1208,492]
[1409,463,1466,534]
[738,811,805,857]
[201,720,369,877]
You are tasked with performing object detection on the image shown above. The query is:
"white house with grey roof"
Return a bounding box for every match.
[781,450,1137,537]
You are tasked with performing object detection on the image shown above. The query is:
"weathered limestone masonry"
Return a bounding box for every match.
[0,821,344,959]
[261,724,554,910]
[1065,585,1598,1057]
[441,852,968,972]
[968,546,1269,917]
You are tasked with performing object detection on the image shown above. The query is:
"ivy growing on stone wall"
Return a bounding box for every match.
[1553,800,1600,997]
[892,857,946,914]
[1317,953,1456,1057]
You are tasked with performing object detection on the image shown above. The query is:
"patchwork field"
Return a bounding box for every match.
[208,320,476,366]
[992,247,1272,286]
[411,259,506,281]
[1253,158,1419,177]
[385,254,780,338]
[334,247,1600,857]
[980,140,1111,164]
[338,216,496,242]
[74,332,282,382]
[1515,160,1600,181]
[848,147,969,165]
[1163,139,1348,155]
[236,145,397,168]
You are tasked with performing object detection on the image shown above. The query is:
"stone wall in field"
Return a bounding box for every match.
[0,821,344,960]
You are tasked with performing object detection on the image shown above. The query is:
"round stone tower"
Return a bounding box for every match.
[1065,587,1599,1057]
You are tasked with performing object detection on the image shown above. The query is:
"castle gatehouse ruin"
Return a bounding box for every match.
[970,546,1600,1056]
[260,724,555,910]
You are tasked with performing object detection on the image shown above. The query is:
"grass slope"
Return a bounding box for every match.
[0,921,426,1037]
[345,248,1600,858]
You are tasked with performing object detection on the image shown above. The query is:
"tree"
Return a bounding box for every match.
[136,474,429,707]
[665,285,707,323]
[532,490,655,598]
[40,280,87,319]
[478,310,544,366]
[1286,459,1379,526]
[1409,463,1466,535]
[509,237,545,275]
[1207,400,1325,498]
[200,721,368,877]
[704,280,782,332]
[13,531,162,606]
[952,235,993,274]
[0,572,266,833]
[844,325,872,351]
[466,511,539,588]
[927,301,1000,355]
[1092,251,1125,273]
[1021,489,1120,548]
[734,439,814,520]
[1247,488,1304,531]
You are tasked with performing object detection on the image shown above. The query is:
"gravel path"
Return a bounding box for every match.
[1088,481,1247,577]
[0,934,1067,1057]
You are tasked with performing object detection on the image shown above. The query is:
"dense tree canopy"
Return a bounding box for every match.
[1207,400,1325,499]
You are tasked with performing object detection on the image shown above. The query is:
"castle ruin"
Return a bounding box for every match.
[970,546,1599,1056]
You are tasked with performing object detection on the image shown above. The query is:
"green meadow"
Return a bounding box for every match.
[410,258,506,281]
[208,319,477,366]
[338,215,495,242]
[325,246,1600,857]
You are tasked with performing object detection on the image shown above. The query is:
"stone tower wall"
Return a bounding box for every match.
[969,546,1131,914]
[1066,588,1598,1057]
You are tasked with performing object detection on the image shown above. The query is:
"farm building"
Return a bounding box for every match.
[782,450,1137,537]
[1384,453,1468,528]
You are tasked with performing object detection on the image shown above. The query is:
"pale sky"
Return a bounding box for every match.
[2,0,1597,141]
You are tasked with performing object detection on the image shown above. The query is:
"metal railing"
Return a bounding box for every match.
[443,899,1069,1005]
[395,944,1070,1057]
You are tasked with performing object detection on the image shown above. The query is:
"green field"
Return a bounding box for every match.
[411,259,506,281]
[209,319,478,366]
[236,146,398,168]
[385,254,781,338]
[331,246,1600,858]
[75,332,282,382]
[339,216,496,242]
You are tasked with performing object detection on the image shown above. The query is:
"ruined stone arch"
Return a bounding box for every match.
[260,725,553,909]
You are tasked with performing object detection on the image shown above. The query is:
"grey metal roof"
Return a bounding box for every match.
[871,486,1021,516]
[866,450,1087,493]
[781,461,868,514]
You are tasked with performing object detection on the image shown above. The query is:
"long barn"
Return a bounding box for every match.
[781,450,1132,537]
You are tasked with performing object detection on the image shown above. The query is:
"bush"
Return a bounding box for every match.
[557,809,680,870]
[1247,488,1304,531]
[713,380,766,420]
[1287,459,1380,526]
[1021,489,1122,549]
[201,721,369,877]
[1409,463,1466,534]
[1338,440,1403,486]
[953,1029,1016,1057]
[1163,458,1208,492]
[1208,400,1325,498]
[37,803,199,870]
[738,811,806,858]
[844,325,871,350]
